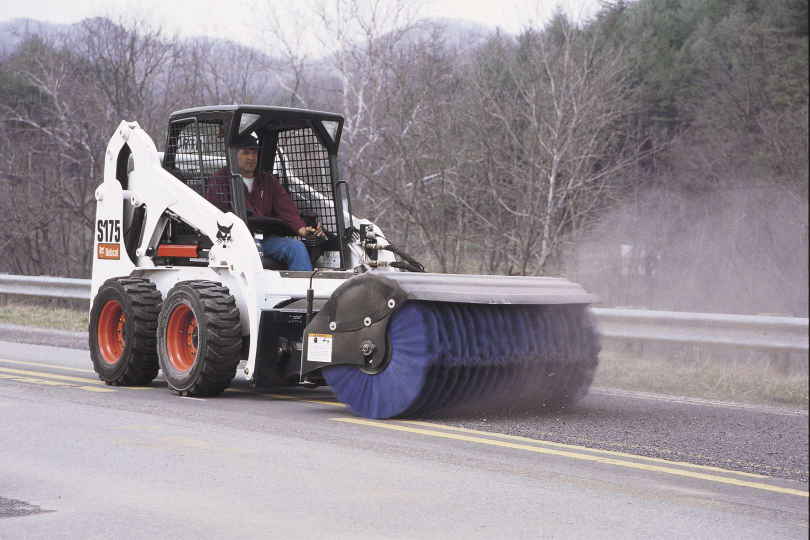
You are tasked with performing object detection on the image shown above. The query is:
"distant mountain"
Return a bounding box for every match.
[1,15,508,59]
[0,15,507,104]
[0,18,74,56]
[414,17,505,49]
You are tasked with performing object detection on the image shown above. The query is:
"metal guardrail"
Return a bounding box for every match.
[1,274,808,354]
[0,274,93,301]
[592,308,808,354]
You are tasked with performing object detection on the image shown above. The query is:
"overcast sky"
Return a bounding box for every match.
[2,0,601,50]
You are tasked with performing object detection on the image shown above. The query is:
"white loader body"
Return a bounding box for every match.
[91,121,392,381]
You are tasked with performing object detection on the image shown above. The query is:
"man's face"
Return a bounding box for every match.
[236,148,258,176]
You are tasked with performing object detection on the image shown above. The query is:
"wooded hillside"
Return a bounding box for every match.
[1,0,806,315]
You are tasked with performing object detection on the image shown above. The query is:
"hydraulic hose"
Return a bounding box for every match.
[368,244,425,272]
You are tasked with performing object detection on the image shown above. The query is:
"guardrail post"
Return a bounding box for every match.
[624,341,644,359]
[768,352,792,376]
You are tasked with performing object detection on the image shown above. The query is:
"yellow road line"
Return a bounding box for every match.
[0,358,795,490]
[0,358,96,374]
[246,393,772,481]
[0,372,113,393]
[334,418,809,498]
[224,387,346,407]
[224,387,252,394]
[0,373,72,386]
[226,391,780,483]
[0,366,151,391]
[397,420,768,479]
[265,393,347,407]
[0,366,106,385]
[79,386,116,393]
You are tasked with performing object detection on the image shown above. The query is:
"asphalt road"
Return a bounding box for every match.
[0,334,808,539]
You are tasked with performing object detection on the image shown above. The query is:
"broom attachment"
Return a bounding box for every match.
[323,300,600,419]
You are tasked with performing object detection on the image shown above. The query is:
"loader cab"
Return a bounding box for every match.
[162,105,351,270]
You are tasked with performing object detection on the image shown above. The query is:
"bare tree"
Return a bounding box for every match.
[469,14,647,275]
[256,0,426,202]
[76,15,182,134]
[0,16,188,277]
[179,37,280,106]
[251,2,315,109]
[364,26,479,272]
[0,36,99,276]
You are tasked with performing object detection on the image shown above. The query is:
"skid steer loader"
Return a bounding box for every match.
[88,105,600,418]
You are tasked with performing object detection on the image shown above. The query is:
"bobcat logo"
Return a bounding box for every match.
[216,221,233,245]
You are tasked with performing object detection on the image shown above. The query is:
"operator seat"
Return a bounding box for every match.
[261,256,287,271]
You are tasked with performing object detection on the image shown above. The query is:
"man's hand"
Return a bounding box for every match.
[298,222,326,238]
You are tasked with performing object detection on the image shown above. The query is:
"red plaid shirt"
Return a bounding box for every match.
[206,168,306,231]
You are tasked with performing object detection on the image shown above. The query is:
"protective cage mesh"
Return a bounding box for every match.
[274,127,337,233]
[165,119,229,237]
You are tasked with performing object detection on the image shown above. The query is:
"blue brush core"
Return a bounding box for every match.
[323,301,599,419]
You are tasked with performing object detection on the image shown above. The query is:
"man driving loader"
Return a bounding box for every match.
[206,133,325,270]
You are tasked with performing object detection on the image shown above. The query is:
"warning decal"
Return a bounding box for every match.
[307,333,333,363]
[97,243,120,260]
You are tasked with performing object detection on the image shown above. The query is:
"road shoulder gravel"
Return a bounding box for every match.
[0,323,88,351]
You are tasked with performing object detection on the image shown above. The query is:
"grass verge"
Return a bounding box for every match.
[0,303,88,332]
[594,350,809,409]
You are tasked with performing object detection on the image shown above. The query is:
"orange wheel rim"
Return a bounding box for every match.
[97,299,125,365]
[166,304,198,373]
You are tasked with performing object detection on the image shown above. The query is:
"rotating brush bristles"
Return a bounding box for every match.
[323,301,600,419]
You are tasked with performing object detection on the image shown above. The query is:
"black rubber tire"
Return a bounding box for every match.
[89,277,162,386]
[157,280,242,397]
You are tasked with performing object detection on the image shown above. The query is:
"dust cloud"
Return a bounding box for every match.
[568,184,809,317]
